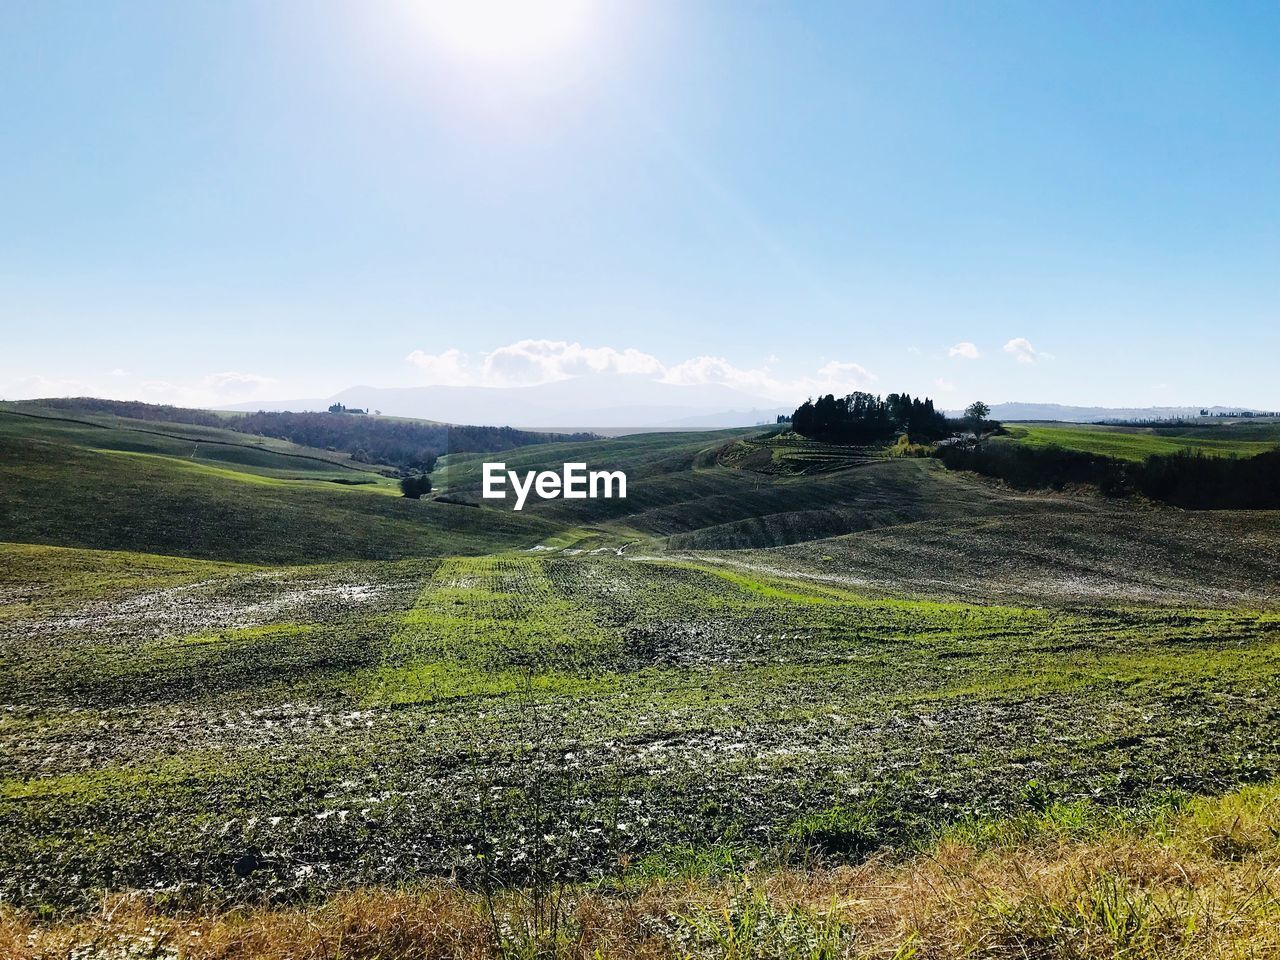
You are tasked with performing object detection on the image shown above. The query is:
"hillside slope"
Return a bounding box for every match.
[0,408,555,562]
[440,430,1086,549]
[9,409,1279,577]
[719,506,1280,608]
[1002,422,1280,461]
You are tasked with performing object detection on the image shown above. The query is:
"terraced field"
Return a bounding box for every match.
[437,430,1077,551]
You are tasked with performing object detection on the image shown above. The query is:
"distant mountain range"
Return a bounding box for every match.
[223,379,1272,430]
[224,376,791,430]
[949,403,1275,422]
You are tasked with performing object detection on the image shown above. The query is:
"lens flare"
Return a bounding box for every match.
[413,0,592,63]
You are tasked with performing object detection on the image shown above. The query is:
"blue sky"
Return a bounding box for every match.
[3,1,1278,409]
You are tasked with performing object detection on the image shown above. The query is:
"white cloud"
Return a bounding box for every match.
[409,340,665,388]
[484,339,664,385]
[404,348,472,386]
[663,355,766,393]
[1003,337,1039,363]
[809,360,877,395]
[138,379,183,398]
[663,355,747,387]
[130,372,278,406]
[404,339,876,403]
[202,371,278,395]
[2,370,280,408]
[0,374,88,399]
[934,378,955,392]
[948,341,981,360]
[661,355,875,400]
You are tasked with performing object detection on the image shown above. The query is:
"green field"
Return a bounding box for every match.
[5,541,1280,915]
[0,406,556,562]
[0,407,1062,557]
[1002,421,1280,461]
[3,405,1280,957]
[437,429,1071,551]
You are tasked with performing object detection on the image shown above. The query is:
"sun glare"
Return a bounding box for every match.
[414,0,592,63]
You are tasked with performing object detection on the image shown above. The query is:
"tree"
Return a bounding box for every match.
[790,391,949,443]
[965,401,991,431]
[399,474,432,499]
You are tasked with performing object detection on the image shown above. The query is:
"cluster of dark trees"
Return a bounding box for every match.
[791,392,952,443]
[33,397,594,471]
[1135,449,1280,508]
[234,411,444,469]
[37,397,225,426]
[399,474,432,499]
[236,412,595,471]
[232,411,579,470]
[936,442,1280,509]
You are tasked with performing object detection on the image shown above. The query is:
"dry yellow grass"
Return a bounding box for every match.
[6,783,1280,959]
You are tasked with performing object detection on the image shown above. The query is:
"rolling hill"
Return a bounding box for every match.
[5,397,1280,956]
[6,402,1279,571]
[0,404,556,563]
[1001,421,1280,461]
[431,429,1078,550]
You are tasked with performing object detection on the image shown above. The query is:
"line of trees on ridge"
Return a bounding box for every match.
[935,442,1280,510]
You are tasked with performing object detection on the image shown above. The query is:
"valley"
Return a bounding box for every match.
[3,401,1280,956]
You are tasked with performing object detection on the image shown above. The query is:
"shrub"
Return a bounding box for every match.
[935,442,1280,509]
[399,474,432,499]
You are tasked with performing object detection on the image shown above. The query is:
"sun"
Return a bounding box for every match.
[413,0,592,63]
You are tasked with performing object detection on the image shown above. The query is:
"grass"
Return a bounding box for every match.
[5,778,1280,958]
[439,427,1069,553]
[0,541,252,620]
[92,447,401,493]
[752,507,1280,608]
[24,406,1273,566]
[0,415,557,562]
[5,412,1280,955]
[1002,422,1280,461]
[0,402,384,476]
[5,543,1280,916]
[3,408,1095,560]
